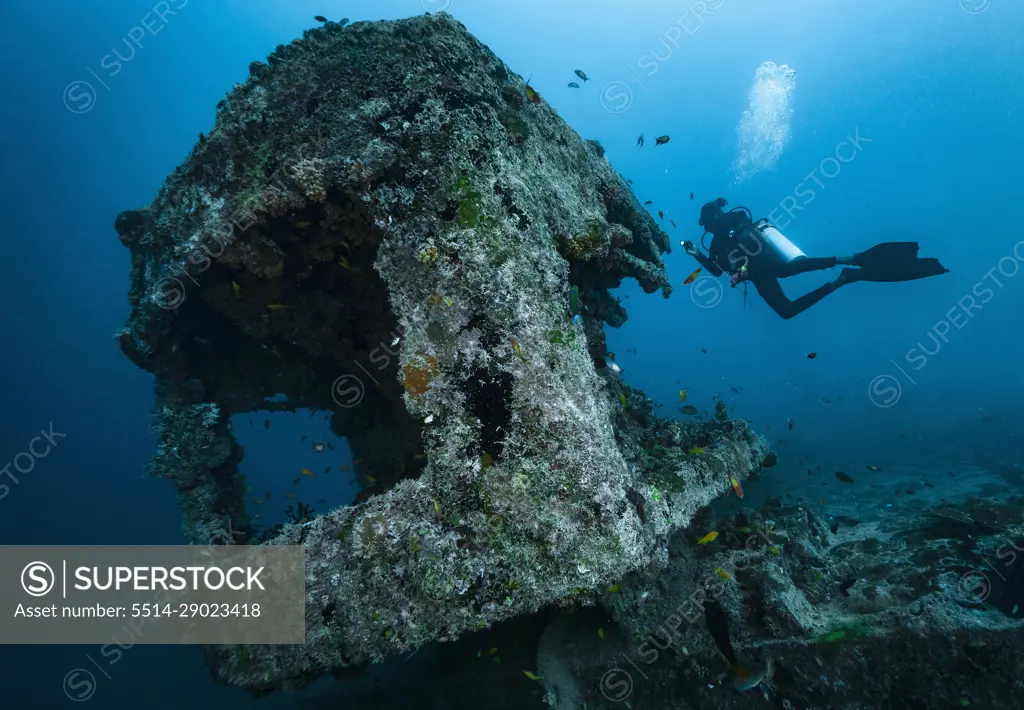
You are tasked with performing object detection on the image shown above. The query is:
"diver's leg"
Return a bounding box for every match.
[752,274,844,320]
[775,256,844,278]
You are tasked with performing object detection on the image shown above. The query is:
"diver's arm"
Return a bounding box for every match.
[682,240,724,276]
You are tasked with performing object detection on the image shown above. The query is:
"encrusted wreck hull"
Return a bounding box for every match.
[114,13,770,694]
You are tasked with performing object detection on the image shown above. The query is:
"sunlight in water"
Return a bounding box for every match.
[731,61,798,184]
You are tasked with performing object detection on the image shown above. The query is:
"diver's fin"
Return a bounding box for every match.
[851,242,921,268]
[841,258,949,283]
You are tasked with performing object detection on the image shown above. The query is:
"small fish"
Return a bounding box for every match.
[510,337,526,362]
[701,348,707,354]
[523,671,543,681]
[715,568,732,581]
[690,192,694,200]
[340,464,349,472]
[866,465,881,471]
[697,531,719,545]
[292,477,301,485]
[433,499,441,518]
[295,221,312,228]
[312,443,325,452]
[574,69,589,82]
[644,199,653,204]
[683,267,702,285]
[487,647,498,656]
[679,388,689,402]
[317,498,327,505]
[787,418,794,430]
[670,219,676,228]
[966,640,987,648]
[363,474,377,483]
[835,471,855,484]
[254,513,260,519]
[264,419,270,429]
[735,527,752,533]
[286,493,294,499]
[326,442,335,451]
[839,578,856,597]
[567,82,580,88]
[524,80,541,105]
[658,210,664,219]
[251,498,262,504]
[924,482,935,488]
[681,405,698,415]
[301,468,315,477]
[733,659,774,692]
[597,627,605,640]
[619,393,627,409]
[324,467,330,473]
[777,439,786,445]
[265,492,271,500]
[246,485,252,493]
[607,584,621,593]
[807,470,813,476]
[727,472,744,499]
[480,452,493,469]
[766,545,782,556]
[300,436,307,442]
[232,282,241,297]
[688,447,704,454]
[424,414,434,424]
[608,360,622,374]
[806,352,817,359]
[314,15,328,23]
[338,255,356,271]
[637,134,644,148]
[655,135,670,145]
[830,521,840,534]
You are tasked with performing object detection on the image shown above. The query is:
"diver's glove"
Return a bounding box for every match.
[681,240,699,257]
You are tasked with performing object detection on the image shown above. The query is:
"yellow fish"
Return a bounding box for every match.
[300,468,315,477]
[697,531,719,545]
[486,647,498,656]
[688,447,705,454]
[340,464,350,472]
[480,452,493,469]
[232,281,241,297]
[433,499,441,517]
[510,337,526,362]
[285,493,294,499]
[267,304,288,311]
[607,584,621,593]
[295,221,312,228]
[715,568,732,581]
[523,671,543,681]
[679,388,689,402]
[338,255,356,271]
[598,627,605,640]
[363,474,377,483]
[251,499,262,504]
[619,393,627,409]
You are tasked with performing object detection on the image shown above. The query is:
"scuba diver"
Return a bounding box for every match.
[681,197,949,319]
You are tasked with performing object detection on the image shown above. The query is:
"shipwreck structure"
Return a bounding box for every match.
[114,13,771,695]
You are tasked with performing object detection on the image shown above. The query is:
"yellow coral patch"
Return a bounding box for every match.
[402,354,440,397]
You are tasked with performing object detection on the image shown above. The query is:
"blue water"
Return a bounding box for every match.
[1,0,1021,707]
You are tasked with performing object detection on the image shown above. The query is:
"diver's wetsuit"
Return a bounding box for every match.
[694,210,841,319]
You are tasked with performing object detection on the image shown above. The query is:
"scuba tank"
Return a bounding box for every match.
[749,218,806,265]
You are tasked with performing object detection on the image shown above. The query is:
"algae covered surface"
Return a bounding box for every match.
[115,12,771,696]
